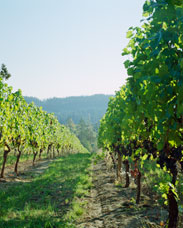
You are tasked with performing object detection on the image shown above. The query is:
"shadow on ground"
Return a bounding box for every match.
[0,153,92,228]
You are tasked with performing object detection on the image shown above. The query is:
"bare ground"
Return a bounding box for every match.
[77,159,168,228]
[0,157,169,228]
[0,158,53,184]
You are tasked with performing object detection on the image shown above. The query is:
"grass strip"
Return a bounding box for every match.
[0,152,92,228]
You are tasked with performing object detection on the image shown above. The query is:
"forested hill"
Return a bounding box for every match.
[24,94,112,124]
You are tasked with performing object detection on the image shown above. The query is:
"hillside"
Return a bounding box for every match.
[24,94,112,124]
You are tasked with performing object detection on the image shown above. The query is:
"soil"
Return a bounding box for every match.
[0,157,170,228]
[0,158,53,184]
[77,159,168,228]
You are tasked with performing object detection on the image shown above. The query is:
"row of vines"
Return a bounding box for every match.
[98,1,183,228]
[0,66,87,179]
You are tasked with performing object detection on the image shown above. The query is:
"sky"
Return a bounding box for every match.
[0,0,145,99]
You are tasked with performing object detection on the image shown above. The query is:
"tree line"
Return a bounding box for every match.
[24,94,111,125]
[66,118,98,152]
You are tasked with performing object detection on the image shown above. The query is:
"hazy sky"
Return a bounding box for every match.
[0,0,145,99]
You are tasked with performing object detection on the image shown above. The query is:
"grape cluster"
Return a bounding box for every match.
[157,146,183,184]
[143,140,157,159]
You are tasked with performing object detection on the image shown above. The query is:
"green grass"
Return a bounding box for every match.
[0,153,92,228]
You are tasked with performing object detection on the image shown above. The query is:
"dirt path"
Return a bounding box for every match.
[77,159,168,228]
[0,156,168,227]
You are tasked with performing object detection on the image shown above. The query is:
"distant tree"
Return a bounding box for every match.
[0,64,11,80]
[93,122,100,133]
[66,118,77,135]
[76,119,97,152]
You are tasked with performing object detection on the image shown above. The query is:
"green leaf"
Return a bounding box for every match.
[142,154,148,161]
[157,141,164,150]
[126,30,133,39]
[124,60,131,68]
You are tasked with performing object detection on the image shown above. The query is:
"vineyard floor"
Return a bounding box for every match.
[0,153,92,228]
[0,154,169,228]
[77,159,168,228]
[0,158,52,183]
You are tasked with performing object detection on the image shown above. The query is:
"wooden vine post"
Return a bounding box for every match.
[124,160,130,188]
[0,143,11,178]
[117,152,122,183]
